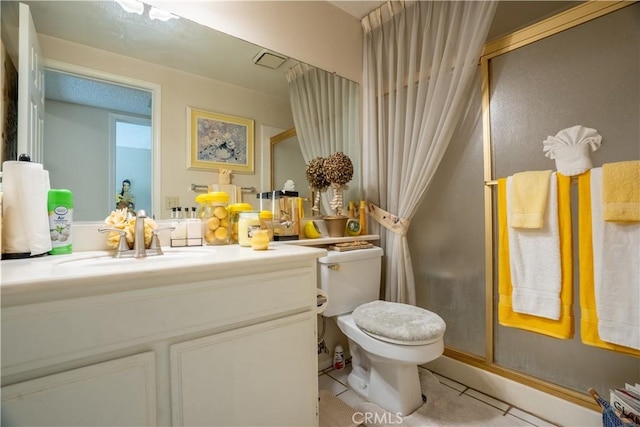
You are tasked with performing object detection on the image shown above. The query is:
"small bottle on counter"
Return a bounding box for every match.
[359,201,367,235]
[48,189,73,255]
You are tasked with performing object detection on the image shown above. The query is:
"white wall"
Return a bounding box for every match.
[39,35,294,219]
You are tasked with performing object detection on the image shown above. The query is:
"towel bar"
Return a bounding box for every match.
[190,184,256,193]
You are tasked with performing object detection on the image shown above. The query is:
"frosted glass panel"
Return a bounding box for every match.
[490,4,639,394]
[410,73,485,356]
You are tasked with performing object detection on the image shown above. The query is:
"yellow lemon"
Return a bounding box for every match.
[214,226,228,241]
[304,220,321,239]
[204,229,217,244]
[207,216,220,230]
[214,206,228,219]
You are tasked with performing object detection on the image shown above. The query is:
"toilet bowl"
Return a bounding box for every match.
[318,248,446,416]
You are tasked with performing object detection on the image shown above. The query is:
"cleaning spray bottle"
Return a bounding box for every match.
[333,345,345,371]
[48,189,73,254]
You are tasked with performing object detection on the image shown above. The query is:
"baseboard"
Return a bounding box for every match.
[423,356,601,427]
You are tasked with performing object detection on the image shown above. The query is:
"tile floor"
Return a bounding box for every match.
[319,363,558,426]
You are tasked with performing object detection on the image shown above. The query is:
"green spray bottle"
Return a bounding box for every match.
[48,189,73,254]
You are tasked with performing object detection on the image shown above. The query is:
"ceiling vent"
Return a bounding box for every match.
[252,49,288,69]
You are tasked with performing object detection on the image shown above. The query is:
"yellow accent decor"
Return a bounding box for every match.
[602,160,640,222]
[497,174,573,339]
[508,170,553,228]
[577,171,640,356]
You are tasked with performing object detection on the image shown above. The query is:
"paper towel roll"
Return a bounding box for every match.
[317,288,329,314]
[2,161,52,257]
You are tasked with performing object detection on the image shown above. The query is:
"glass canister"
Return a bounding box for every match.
[259,210,274,241]
[203,191,230,245]
[257,190,299,240]
[228,202,253,244]
[195,194,208,219]
[237,211,261,247]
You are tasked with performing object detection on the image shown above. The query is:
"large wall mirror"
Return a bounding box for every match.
[270,128,307,195]
[1,0,360,221]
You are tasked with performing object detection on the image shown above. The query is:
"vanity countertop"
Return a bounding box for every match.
[1,243,327,307]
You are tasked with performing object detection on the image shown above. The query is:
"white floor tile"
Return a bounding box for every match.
[508,407,558,426]
[318,366,554,426]
[503,412,539,426]
[318,373,348,395]
[431,371,466,392]
[327,365,352,386]
[336,389,366,409]
[465,388,510,412]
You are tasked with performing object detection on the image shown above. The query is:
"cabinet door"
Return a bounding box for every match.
[171,311,318,426]
[1,352,156,426]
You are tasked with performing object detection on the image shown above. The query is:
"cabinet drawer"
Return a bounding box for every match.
[2,267,315,376]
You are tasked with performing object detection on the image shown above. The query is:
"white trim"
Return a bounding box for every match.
[42,59,162,219]
[424,356,601,427]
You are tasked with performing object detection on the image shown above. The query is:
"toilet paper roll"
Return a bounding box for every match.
[2,161,52,257]
[317,288,329,314]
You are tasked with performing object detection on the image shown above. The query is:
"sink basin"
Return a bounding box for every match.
[54,248,213,268]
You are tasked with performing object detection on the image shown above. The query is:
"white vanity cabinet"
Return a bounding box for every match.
[1,245,324,426]
[2,352,157,426]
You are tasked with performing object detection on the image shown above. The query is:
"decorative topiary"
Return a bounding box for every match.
[306,157,329,216]
[323,152,353,217]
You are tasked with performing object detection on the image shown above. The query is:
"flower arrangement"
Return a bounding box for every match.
[104,208,157,249]
[305,151,354,218]
[305,156,330,216]
[324,152,353,217]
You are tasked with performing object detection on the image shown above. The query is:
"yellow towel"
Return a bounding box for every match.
[578,171,640,356]
[508,170,553,228]
[497,175,573,339]
[602,160,640,222]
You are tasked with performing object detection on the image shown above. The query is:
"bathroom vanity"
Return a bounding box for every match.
[1,244,325,426]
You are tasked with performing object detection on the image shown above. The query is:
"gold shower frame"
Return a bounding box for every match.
[442,0,636,410]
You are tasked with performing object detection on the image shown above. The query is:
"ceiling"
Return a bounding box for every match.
[17,1,579,115]
[327,1,580,41]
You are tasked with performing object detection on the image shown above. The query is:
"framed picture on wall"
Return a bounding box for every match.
[187,107,255,173]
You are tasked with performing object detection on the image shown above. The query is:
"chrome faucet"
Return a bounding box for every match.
[133,209,148,258]
[98,210,174,259]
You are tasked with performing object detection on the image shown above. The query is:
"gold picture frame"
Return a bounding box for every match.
[187,107,254,173]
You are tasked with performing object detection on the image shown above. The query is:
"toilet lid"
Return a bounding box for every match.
[352,300,446,345]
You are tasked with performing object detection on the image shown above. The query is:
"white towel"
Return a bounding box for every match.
[590,167,640,350]
[507,173,562,320]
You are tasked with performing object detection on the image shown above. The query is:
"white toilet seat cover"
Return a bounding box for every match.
[352,300,446,345]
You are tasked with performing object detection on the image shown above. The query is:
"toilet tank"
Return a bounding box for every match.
[318,246,384,317]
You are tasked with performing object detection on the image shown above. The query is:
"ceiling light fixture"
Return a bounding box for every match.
[149,7,179,21]
[115,0,144,15]
[114,0,178,21]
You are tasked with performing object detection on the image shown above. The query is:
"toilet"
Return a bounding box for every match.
[318,247,446,416]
